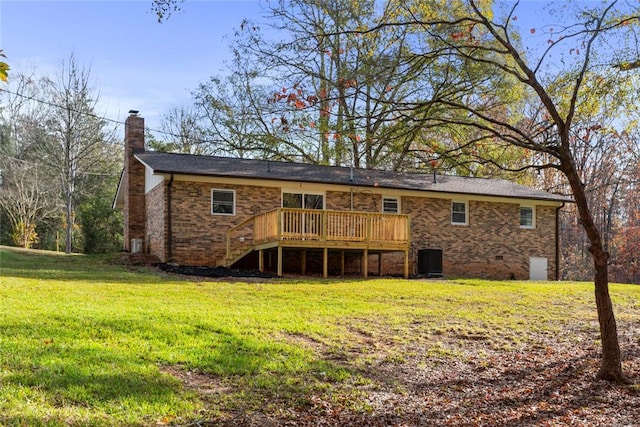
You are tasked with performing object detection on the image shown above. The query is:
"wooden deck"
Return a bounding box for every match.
[225,208,411,278]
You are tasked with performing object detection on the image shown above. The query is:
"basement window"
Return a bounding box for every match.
[211,189,235,215]
[451,201,468,225]
[520,205,535,228]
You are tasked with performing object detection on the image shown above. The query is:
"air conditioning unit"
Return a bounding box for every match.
[131,238,143,254]
[418,248,443,278]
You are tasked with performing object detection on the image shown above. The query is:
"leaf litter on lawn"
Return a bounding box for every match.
[178,322,640,426]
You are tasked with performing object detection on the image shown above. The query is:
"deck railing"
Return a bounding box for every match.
[226,208,410,263]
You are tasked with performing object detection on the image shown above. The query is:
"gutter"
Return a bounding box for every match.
[167,174,174,262]
[555,202,565,281]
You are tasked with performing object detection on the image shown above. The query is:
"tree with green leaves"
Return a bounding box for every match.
[173,0,482,169]
[159,0,532,176]
[376,0,640,382]
[77,176,123,254]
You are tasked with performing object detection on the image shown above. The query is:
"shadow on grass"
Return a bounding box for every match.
[0,315,342,425]
[0,247,163,284]
[0,343,187,426]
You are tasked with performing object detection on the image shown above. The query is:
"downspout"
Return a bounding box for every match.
[167,174,174,262]
[555,202,565,281]
[350,188,354,211]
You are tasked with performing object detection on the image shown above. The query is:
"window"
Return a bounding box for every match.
[382,197,399,214]
[211,189,235,215]
[520,206,535,228]
[451,201,468,225]
[282,191,324,210]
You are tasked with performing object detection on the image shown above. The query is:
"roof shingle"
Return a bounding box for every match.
[135,152,571,203]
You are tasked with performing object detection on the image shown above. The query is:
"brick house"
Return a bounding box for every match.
[114,113,570,280]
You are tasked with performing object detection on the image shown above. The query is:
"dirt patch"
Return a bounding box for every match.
[161,365,233,397]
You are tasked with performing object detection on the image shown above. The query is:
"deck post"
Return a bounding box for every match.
[259,249,264,273]
[378,253,382,276]
[277,246,283,277]
[301,250,307,275]
[323,247,328,278]
[340,251,345,277]
[363,249,368,278]
[404,249,409,279]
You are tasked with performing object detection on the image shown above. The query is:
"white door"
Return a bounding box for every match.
[529,257,548,280]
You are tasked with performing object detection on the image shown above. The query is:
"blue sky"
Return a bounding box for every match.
[1,0,263,132]
[1,0,556,136]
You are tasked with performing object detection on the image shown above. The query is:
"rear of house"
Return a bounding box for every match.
[114,113,569,280]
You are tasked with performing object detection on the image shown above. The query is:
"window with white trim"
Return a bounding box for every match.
[382,197,399,214]
[520,205,535,228]
[211,189,235,215]
[451,201,468,225]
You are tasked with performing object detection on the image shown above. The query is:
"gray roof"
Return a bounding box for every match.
[135,152,571,203]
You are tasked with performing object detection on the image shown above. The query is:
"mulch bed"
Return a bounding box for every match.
[158,263,278,279]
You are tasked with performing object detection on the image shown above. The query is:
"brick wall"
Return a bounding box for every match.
[145,182,165,261]
[167,181,281,266]
[123,114,146,251]
[326,190,379,212]
[137,175,558,279]
[403,196,557,279]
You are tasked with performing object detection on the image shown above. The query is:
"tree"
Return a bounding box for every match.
[155,0,531,173]
[379,0,640,381]
[34,54,115,254]
[1,61,121,254]
[191,0,515,170]
[154,105,213,155]
[609,128,640,284]
[0,49,8,83]
[0,156,59,248]
[540,74,640,281]
[77,184,123,254]
[0,68,53,158]
[0,68,60,248]
[193,53,312,160]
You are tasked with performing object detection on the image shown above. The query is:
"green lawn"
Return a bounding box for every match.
[0,246,638,426]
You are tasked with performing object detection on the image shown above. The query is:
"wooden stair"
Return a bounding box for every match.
[224,246,255,267]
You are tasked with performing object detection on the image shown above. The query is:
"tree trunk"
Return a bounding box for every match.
[563,160,628,382]
[591,246,629,382]
[65,187,73,254]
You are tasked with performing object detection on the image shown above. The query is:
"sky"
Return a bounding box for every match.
[0,0,264,133]
[0,0,556,138]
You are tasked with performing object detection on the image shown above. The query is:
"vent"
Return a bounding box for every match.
[418,249,443,278]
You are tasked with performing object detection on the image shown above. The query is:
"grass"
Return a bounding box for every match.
[1,246,639,425]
